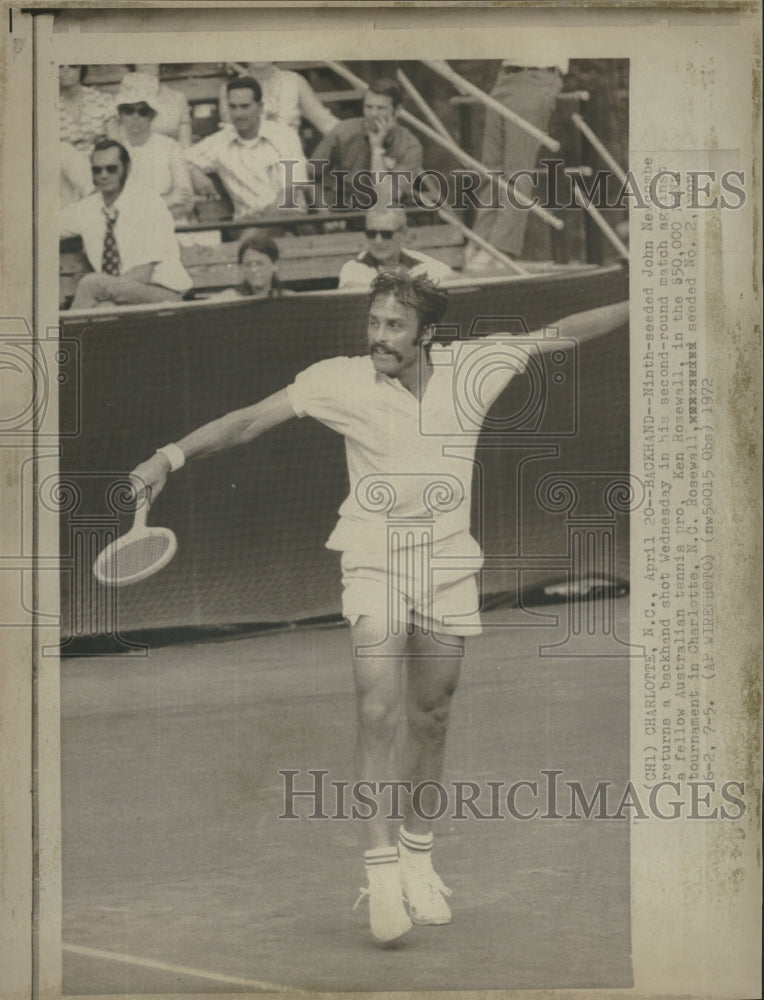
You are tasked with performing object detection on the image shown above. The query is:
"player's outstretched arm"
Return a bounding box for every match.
[130,388,296,503]
[175,388,296,457]
[528,300,629,349]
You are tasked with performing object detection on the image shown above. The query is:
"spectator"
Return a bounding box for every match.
[312,78,423,209]
[466,59,568,267]
[130,64,193,148]
[60,139,191,310]
[219,62,339,140]
[198,230,290,301]
[115,73,194,221]
[59,64,118,154]
[60,140,93,207]
[185,77,309,220]
[338,207,453,289]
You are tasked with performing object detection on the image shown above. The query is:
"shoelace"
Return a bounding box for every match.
[402,869,453,901]
[352,887,369,911]
[354,871,451,911]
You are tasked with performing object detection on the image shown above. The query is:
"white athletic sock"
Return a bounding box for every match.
[398,827,434,871]
[364,846,399,872]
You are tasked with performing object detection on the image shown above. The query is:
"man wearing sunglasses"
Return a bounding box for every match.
[60,138,191,310]
[114,72,193,223]
[339,206,454,289]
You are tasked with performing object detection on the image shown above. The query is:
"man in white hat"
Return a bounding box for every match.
[60,138,192,310]
[114,72,193,221]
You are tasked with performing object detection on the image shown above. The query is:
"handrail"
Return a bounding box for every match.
[173,205,439,235]
[59,261,610,324]
[60,206,446,250]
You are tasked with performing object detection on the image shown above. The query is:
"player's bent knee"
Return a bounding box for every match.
[407,702,451,743]
[357,696,401,739]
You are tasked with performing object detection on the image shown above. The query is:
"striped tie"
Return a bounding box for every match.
[101,207,121,276]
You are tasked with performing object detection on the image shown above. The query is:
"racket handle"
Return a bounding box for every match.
[133,499,150,530]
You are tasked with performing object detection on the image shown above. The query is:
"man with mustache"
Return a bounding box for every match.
[130,271,628,944]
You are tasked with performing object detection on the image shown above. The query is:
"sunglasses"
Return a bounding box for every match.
[119,103,153,117]
[91,164,121,175]
[366,229,401,240]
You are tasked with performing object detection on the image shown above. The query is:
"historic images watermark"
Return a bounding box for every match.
[278,768,746,822]
[281,163,748,212]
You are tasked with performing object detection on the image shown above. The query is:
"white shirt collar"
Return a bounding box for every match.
[224,121,275,147]
[98,189,126,213]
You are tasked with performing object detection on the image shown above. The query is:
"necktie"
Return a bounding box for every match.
[101,207,121,276]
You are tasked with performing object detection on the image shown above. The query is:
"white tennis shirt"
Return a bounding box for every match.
[286,340,528,554]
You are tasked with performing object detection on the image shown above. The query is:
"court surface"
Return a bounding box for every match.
[61,600,633,994]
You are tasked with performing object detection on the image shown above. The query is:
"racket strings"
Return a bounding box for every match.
[99,534,173,583]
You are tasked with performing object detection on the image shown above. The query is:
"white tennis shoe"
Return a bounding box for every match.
[399,858,453,925]
[353,863,412,943]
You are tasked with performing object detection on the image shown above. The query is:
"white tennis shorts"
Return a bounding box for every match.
[340,532,484,637]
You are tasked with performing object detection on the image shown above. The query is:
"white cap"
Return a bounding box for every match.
[116,72,160,113]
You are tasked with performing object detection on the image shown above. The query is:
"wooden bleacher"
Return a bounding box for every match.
[183,224,464,290]
[59,223,466,304]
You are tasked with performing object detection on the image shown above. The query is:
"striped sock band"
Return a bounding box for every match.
[364,846,399,869]
[399,828,434,854]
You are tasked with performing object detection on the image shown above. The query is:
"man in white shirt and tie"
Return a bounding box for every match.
[60,138,192,310]
[185,76,309,219]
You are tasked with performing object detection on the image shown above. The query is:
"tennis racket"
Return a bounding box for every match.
[93,497,177,587]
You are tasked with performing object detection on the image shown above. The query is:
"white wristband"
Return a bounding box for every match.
[156,443,186,472]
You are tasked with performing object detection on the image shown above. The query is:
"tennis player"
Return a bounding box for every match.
[130,271,628,943]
